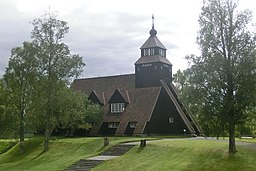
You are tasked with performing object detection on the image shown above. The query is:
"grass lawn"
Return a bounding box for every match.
[92,139,256,171]
[1,137,256,171]
[0,140,10,152]
[0,136,148,171]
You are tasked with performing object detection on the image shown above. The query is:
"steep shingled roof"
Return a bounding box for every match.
[72,74,161,135]
[72,74,203,135]
[140,28,167,50]
[140,36,166,49]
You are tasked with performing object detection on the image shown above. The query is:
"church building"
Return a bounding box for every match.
[72,18,203,136]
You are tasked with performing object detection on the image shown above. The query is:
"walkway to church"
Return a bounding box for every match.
[64,144,135,171]
[64,137,205,171]
[64,137,256,171]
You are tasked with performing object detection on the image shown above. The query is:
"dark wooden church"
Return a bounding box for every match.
[72,20,203,136]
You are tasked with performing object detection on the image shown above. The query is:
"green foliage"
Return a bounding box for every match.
[31,12,85,83]
[54,86,102,133]
[2,42,39,153]
[1,11,101,152]
[27,11,86,150]
[174,0,256,153]
[0,79,17,138]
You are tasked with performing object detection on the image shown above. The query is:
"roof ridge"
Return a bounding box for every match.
[75,73,135,81]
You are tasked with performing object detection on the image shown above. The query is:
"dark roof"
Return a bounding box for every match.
[72,74,202,135]
[134,55,172,65]
[72,74,161,134]
[108,88,130,104]
[140,35,166,50]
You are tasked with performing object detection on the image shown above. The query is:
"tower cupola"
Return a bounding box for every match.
[134,15,173,88]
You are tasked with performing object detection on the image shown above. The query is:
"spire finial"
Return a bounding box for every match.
[150,14,157,36]
[152,14,155,29]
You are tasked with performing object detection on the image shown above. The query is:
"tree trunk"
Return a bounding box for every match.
[44,129,50,151]
[228,124,237,153]
[19,114,25,154]
[19,101,25,154]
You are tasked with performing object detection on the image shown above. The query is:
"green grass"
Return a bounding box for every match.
[1,137,256,171]
[92,139,256,171]
[237,138,256,144]
[0,141,10,152]
[0,140,17,154]
[0,136,149,171]
[0,137,101,171]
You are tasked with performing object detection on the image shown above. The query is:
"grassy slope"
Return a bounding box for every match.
[0,137,102,171]
[0,136,148,171]
[1,137,256,171]
[0,141,10,152]
[92,139,256,171]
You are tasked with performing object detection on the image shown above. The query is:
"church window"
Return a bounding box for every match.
[129,122,137,128]
[111,103,125,113]
[169,117,174,123]
[159,49,162,56]
[108,123,119,128]
[154,66,158,69]
[150,48,154,55]
[137,67,140,72]
[144,49,147,56]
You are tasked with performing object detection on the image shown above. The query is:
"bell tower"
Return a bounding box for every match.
[135,15,173,88]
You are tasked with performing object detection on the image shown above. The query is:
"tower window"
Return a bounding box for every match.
[143,49,147,56]
[158,49,166,57]
[144,48,155,56]
[111,103,125,113]
[150,48,155,55]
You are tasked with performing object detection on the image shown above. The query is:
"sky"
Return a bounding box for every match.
[0,0,255,78]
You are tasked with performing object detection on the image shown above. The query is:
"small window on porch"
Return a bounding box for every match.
[129,122,137,128]
[108,123,119,128]
[169,117,174,124]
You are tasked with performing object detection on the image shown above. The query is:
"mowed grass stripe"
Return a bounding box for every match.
[92,139,256,171]
[0,136,150,171]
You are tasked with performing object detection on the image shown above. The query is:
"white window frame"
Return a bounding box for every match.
[129,122,137,128]
[111,103,125,113]
[169,117,174,124]
[150,48,154,55]
[108,123,119,128]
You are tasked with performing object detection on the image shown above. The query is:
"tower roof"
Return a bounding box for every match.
[134,55,172,65]
[140,16,166,50]
[140,35,167,50]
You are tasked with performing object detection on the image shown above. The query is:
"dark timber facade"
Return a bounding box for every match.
[72,21,203,136]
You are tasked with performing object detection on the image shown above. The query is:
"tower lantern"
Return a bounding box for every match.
[135,16,173,88]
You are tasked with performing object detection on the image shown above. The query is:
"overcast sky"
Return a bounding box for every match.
[0,0,255,78]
